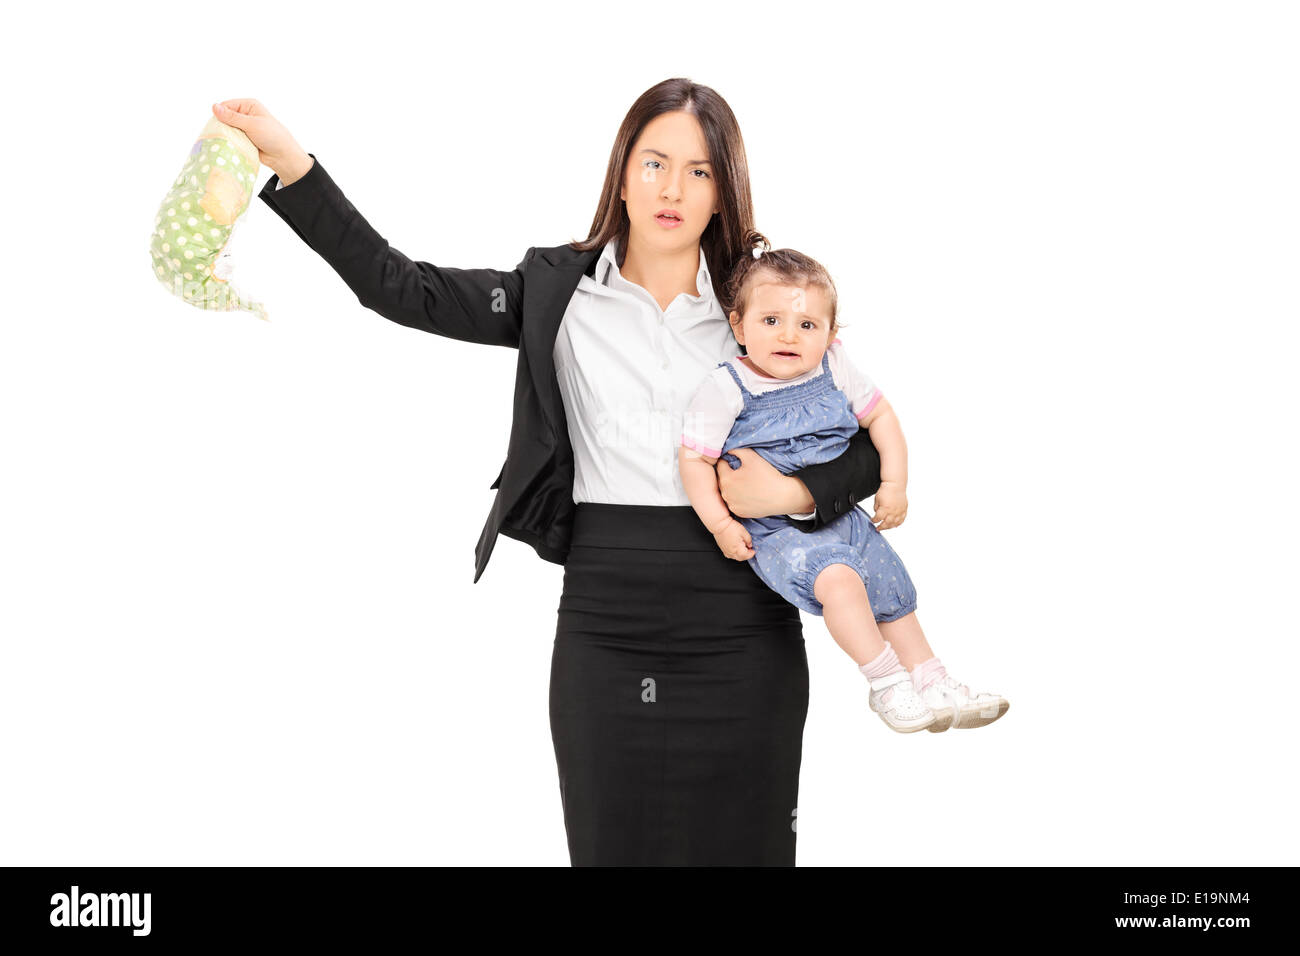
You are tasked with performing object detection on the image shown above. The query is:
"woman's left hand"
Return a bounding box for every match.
[716,447,812,518]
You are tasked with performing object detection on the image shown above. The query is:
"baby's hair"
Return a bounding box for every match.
[722,246,843,338]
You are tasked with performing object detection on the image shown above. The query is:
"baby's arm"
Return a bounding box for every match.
[680,448,755,560]
[679,446,732,533]
[831,339,908,528]
[679,370,754,559]
[858,398,907,489]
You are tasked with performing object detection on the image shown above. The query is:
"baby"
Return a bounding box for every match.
[679,249,1008,734]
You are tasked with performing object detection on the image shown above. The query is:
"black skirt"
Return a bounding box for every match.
[549,503,809,866]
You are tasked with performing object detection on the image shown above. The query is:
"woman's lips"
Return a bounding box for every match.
[655,211,683,229]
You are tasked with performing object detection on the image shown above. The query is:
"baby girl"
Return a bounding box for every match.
[679,248,1009,733]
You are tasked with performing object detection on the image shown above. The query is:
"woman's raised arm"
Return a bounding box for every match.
[259,154,532,348]
[213,100,529,348]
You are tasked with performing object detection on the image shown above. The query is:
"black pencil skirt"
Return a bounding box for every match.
[549,502,809,866]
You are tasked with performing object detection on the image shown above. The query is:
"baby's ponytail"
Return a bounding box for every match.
[721,246,766,316]
[722,246,841,340]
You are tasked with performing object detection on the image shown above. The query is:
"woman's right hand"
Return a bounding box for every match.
[711,518,755,562]
[211,99,314,184]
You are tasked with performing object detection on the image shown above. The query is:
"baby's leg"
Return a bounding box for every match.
[812,561,935,732]
[878,613,936,671]
[813,564,887,666]
[839,507,927,664]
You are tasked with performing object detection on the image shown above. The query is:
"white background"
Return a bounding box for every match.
[2,0,1296,866]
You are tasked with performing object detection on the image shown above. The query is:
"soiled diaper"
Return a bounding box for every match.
[149,116,268,320]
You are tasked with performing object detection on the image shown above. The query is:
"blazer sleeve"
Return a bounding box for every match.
[259,154,533,349]
[787,428,883,532]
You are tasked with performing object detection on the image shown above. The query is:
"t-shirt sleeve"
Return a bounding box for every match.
[827,338,884,421]
[681,366,744,458]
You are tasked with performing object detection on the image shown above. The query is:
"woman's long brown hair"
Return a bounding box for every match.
[570,78,769,303]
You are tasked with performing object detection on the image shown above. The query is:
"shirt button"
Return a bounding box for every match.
[834,501,843,514]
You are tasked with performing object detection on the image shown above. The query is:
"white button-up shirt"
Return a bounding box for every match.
[554,238,814,518]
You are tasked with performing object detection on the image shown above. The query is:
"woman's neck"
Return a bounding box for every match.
[619,234,703,312]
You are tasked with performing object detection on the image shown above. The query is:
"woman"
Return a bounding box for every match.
[214,78,882,866]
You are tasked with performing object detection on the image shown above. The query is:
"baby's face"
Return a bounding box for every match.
[730,281,834,379]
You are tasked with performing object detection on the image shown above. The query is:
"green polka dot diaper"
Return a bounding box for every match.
[150,116,268,320]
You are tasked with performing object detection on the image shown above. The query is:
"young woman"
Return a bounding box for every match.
[213,78,883,866]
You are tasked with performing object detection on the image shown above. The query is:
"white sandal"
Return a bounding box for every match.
[919,676,1009,731]
[867,670,937,733]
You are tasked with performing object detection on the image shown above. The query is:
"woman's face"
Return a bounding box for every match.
[621,110,718,256]
[730,281,835,380]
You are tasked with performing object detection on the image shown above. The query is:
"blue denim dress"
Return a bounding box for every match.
[718,352,918,620]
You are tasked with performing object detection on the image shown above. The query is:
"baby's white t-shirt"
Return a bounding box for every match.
[681,338,883,459]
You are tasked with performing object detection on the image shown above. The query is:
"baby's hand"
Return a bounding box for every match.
[870,481,908,531]
[711,517,755,561]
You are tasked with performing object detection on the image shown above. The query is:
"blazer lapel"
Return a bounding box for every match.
[523,245,602,438]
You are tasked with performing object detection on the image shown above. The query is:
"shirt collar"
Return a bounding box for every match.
[598,237,714,302]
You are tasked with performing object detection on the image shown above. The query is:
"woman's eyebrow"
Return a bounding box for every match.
[638,148,711,166]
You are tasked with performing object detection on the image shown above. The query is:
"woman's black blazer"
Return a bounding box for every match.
[259,154,883,582]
